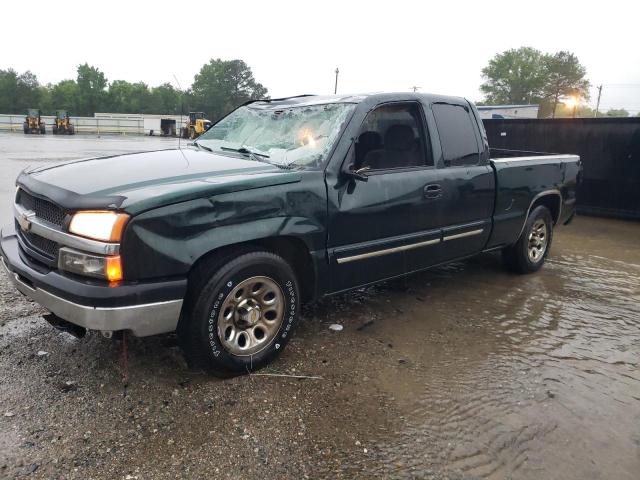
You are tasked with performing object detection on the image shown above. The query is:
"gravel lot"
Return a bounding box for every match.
[1,133,639,479]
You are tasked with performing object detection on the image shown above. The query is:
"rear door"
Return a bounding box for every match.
[327,101,443,292]
[430,102,495,260]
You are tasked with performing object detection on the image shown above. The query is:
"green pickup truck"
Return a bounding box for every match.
[1,93,580,376]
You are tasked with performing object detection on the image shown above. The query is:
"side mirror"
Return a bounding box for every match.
[343,163,370,182]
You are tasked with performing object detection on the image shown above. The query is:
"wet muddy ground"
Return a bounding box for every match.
[0,133,639,479]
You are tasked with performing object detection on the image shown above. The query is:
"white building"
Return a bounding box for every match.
[477,105,539,119]
[95,112,186,135]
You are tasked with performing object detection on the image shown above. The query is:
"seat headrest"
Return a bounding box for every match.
[385,125,415,151]
[358,131,382,149]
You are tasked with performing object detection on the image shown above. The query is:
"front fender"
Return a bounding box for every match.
[120,174,327,281]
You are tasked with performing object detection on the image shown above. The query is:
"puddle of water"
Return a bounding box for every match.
[333,216,640,479]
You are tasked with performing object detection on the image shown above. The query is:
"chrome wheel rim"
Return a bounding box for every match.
[217,276,284,356]
[528,219,548,263]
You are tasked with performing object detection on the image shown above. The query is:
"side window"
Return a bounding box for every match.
[355,103,432,171]
[432,103,480,167]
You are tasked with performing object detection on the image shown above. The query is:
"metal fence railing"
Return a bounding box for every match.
[0,113,185,135]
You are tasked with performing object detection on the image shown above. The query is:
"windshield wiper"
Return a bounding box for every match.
[220,145,270,164]
[220,145,270,158]
[191,141,213,152]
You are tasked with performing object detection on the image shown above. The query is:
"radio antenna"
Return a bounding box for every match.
[173,74,184,149]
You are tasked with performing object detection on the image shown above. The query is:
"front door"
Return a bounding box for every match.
[327,101,443,292]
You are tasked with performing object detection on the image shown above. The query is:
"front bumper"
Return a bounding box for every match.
[1,224,187,336]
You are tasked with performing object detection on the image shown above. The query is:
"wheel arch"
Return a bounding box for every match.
[514,190,562,243]
[187,235,317,303]
[530,191,562,225]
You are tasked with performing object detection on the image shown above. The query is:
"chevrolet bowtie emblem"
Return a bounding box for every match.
[17,210,36,232]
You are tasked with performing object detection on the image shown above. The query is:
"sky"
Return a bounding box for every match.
[2,0,639,113]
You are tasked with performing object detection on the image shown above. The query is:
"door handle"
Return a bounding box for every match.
[424,184,442,199]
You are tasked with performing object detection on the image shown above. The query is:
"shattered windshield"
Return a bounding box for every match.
[196,102,356,168]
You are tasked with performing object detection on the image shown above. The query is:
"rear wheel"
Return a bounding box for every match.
[502,205,553,274]
[189,127,196,139]
[23,123,29,134]
[179,250,300,377]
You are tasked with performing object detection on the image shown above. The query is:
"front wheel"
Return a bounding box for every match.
[179,250,300,377]
[502,205,553,274]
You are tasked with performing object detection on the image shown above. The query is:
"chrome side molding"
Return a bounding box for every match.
[336,237,441,264]
[443,229,484,242]
[336,227,486,264]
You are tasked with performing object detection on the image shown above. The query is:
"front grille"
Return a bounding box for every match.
[21,228,59,258]
[14,189,67,266]
[16,189,68,227]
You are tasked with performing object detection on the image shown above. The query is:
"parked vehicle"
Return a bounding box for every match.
[181,112,211,139]
[52,110,75,135]
[1,93,580,376]
[23,108,46,134]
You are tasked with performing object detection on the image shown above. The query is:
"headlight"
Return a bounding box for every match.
[69,211,129,242]
[58,247,123,282]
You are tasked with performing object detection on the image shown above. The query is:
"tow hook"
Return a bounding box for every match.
[43,313,86,339]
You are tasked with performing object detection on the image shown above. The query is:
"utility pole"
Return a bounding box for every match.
[334,68,339,95]
[410,86,421,92]
[173,74,184,148]
[594,85,603,117]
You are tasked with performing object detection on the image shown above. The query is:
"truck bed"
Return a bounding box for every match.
[486,150,581,249]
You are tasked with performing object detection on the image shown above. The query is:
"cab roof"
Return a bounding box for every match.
[246,92,470,109]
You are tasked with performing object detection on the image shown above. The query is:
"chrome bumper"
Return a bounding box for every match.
[1,256,182,337]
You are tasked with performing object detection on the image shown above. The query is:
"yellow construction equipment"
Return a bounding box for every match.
[23,109,46,134]
[52,110,75,135]
[181,112,212,139]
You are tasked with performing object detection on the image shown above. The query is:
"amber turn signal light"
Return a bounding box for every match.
[106,256,123,282]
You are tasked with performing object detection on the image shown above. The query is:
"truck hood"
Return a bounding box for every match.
[16,148,302,215]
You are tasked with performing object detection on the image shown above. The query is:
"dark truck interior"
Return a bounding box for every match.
[355,103,431,170]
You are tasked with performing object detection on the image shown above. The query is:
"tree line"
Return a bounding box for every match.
[1,51,634,120]
[479,47,635,118]
[0,59,268,122]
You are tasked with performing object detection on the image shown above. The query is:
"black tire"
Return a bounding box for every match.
[502,205,553,274]
[23,123,29,134]
[189,127,196,140]
[52,126,58,135]
[179,250,300,377]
